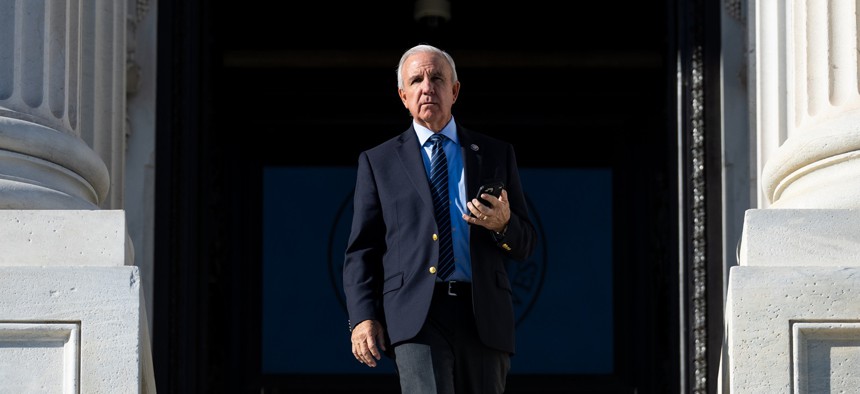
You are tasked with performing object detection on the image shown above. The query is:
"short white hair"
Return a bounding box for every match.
[396,44,458,89]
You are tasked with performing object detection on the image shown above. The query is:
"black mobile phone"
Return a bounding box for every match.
[475,181,504,207]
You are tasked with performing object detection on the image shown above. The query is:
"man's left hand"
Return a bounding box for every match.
[463,189,510,233]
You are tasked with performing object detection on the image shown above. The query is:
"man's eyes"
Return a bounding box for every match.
[409,75,444,85]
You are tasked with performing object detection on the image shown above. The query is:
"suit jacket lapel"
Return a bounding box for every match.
[458,126,482,201]
[457,124,484,202]
[394,127,433,209]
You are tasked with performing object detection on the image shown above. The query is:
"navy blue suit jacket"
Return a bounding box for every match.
[343,124,537,354]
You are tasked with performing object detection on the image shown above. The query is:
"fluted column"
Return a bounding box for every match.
[0,0,126,209]
[759,0,860,208]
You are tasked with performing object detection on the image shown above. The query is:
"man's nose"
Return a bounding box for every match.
[419,79,434,93]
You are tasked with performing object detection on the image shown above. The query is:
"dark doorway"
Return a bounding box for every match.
[155,1,681,393]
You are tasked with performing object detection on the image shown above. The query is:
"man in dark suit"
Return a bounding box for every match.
[343,43,537,393]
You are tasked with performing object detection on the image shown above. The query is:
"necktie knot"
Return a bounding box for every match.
[429,133,445,149]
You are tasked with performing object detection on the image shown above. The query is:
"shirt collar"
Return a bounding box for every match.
[415,117,458,146]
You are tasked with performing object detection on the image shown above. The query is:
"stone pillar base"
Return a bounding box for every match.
[0,266,153,393]
[0,211,154,392]
[725,209,860,393]
[726,266,860,393]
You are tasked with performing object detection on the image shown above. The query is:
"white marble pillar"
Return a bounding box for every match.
[757,0,860,209]
[726,1,860,392]
[0,0,126,209]
[0,1,153,392]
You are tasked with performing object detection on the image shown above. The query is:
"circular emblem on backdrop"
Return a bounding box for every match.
[329,192,547,326]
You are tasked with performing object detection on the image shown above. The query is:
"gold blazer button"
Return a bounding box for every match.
[432,234,438,241]
[429,266,437,274]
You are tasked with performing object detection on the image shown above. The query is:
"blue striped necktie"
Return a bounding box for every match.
[428,134,455,280]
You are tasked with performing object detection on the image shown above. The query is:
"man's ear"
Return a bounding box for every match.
[451,81,460,103]
[398,88,408,107]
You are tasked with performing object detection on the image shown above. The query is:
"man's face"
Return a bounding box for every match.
[398,52,460,131]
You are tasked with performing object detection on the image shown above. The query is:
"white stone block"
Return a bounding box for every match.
[0,266,144,393]
[739,209,860,266]
[726,266,860,393]
[0,210,130,266]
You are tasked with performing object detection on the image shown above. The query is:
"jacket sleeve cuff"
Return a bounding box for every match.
[491,223,511,251]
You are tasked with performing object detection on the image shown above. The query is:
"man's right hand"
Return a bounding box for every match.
[351,319,386,367]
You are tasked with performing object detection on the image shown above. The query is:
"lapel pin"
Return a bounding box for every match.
[470,144,479,151]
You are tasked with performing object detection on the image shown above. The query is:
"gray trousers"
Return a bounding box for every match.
[393,282,510,394]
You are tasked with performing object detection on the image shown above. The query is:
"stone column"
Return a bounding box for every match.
[725,1,860,392]
[0,0,125,210]
[0,1,153,392]
[758,0,860,209]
